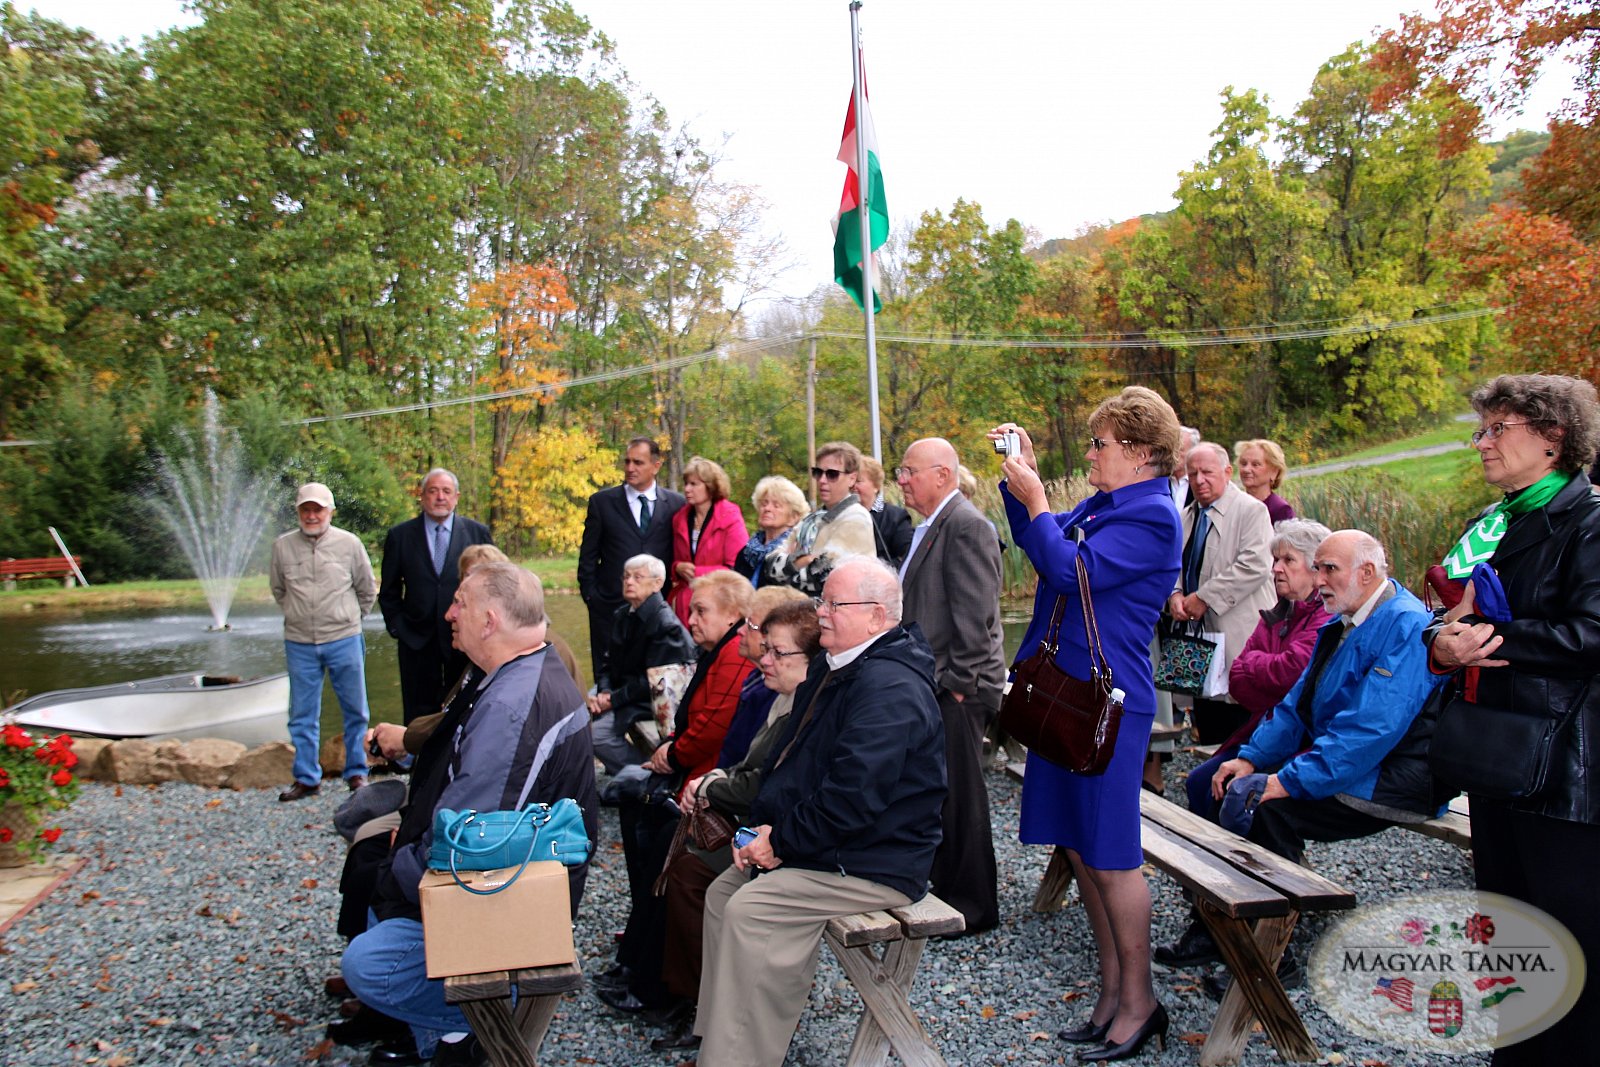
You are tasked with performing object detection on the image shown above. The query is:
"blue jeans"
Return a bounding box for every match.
[284,634,369,787]
[1184,745,1240,822]
[343,916,469,1058]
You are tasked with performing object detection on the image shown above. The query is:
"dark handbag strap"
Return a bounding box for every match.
[1033,527,1111,688]
[772,669,833,770]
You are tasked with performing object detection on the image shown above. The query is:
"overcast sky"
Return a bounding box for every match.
[25,1,1578,310]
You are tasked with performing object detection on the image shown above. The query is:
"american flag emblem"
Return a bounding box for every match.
[1372,976,1415,1011]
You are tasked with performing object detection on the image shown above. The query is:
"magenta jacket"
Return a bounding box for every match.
[1222,594,1333,748]
[669,497,748,625]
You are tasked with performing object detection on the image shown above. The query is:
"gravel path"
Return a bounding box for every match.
[1,750,1483,1067]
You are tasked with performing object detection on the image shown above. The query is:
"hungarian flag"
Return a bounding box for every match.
[831,81,889,312]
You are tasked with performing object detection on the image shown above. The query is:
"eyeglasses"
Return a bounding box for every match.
[1087,437,1135,453]
[892,464,948,480]
[810,466,848,481]
[1470,421,1532,445]
[759,643,808,661]
[812,597,880,613]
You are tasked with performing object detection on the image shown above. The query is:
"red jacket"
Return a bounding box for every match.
[1223,594,1333,748]
[666,626,755,784]
[669,498,748,624]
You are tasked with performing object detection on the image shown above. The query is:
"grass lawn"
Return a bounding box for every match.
[1313,421,1472,464]
[1294,443,1488,499]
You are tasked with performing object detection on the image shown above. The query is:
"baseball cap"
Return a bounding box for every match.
[296,482,335,509]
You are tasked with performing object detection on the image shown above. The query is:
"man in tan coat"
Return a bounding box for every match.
[1167,443,1275,743]
[268,482,377,801]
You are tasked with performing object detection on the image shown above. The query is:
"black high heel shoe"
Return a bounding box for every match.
[1078,1003,1169,1062]
[1057,1017,1112,1044]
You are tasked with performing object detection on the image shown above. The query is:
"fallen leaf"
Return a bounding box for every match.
[234,954,249,964]
[106,1057,133,1067]
[11,981,38,994]
[80,890,101,902]
[1060,990,1085,1002]
[149,1017,174,1027]
[267,1009,306,1031]
[1179,1031,1208,1046]
[303,1038,333,1060]
[205,798,223,809]
[1028,1030,1051,1041]
[300,878,319,889]
[95,1041,113,1052]
[1360,1060,1389,1067]
[979,1005,997,1019]
[1013,1010,1037,1021]
[195,905,213,917]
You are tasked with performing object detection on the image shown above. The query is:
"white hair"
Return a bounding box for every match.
[422,467,460,492]
[622,554,665,582]
[834,555,903,623]
[1180,426,1202,448]
[1345,530,1389,576]
[1190,441,1231,468]
[1270,519,1333,564]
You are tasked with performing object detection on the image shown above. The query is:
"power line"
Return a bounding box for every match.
[0,303,1501,443]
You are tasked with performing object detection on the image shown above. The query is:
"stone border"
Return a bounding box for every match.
[72,737,296,790]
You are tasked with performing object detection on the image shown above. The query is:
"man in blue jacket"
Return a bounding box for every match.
[693,557,947,1067]
[1210,529,1450,862]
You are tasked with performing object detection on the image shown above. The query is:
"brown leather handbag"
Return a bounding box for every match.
[998,553,1125,775]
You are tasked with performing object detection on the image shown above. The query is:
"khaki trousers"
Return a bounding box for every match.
[695,865,911,1067]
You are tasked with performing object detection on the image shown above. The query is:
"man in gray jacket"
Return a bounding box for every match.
[268,482,377,801]
[896,438,1007,933]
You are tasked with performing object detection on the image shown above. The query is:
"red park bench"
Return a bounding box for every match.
[1,557,83,590]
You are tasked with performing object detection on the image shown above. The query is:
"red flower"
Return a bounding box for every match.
[0,827,12,843]
[1,724,31,749]
[39,828,62,844]
[1466,913,1496,944]
[0,767,9,788]
[51,769,73,787]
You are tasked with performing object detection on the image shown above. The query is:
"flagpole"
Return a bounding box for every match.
[849,0,881,463]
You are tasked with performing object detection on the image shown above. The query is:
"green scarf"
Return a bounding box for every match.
[1441,469,1574,579]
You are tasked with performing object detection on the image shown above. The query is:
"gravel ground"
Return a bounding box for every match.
[0,749,1483,1067]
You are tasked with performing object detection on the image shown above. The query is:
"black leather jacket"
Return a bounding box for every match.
[1427,472,1600,823]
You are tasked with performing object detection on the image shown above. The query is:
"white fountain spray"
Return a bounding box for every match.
[152,391,276,630]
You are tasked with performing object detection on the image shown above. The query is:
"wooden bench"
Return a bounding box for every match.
[1138,791,1356,1065]
[1,556,81,590]
[823,893,965,1067]
[443,960,583,1067]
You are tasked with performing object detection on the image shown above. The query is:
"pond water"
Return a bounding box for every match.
[0,595,594,740]
[1,595,1033,743]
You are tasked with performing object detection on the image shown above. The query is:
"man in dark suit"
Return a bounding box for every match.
[895,437,1008,933]
[577,437,685,681]
[378,468,493,723]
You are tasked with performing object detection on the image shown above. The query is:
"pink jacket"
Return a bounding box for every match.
[1223,595,1333,748]
[669,498,748,624]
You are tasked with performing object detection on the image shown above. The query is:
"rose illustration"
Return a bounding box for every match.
[1399,918,1428,945]
[1466,913,1495,944]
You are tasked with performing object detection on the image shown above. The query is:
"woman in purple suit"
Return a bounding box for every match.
[993,386,1184,1063]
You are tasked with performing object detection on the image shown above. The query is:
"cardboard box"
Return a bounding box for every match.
[419,861,575,978]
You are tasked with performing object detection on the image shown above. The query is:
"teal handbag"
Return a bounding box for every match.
[427,799,590,895]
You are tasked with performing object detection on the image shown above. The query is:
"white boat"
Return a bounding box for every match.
[4,672,291,746]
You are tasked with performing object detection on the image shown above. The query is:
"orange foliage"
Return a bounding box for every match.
[468,262,576,410]
[1450,205,1600,382]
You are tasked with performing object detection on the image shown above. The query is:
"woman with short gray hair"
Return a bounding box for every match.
[587,554,696,774]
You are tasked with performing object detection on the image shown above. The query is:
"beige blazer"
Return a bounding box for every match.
[1175,483,1275,695]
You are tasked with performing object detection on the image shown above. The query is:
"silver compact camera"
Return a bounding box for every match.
[993,431,1021,459]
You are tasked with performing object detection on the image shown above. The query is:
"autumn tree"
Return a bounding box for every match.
[468,261,576,534]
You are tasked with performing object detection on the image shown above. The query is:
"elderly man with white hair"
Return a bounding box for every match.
[692,557,947,1067]
[1210,530,1450,863]
[1168,440,1276,743]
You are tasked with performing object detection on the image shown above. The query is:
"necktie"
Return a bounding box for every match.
[432,522,448,575]
[1182,506,1211,594]
[638,495,652,534]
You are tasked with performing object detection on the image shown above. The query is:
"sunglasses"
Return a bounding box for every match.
[810,467,848,481]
